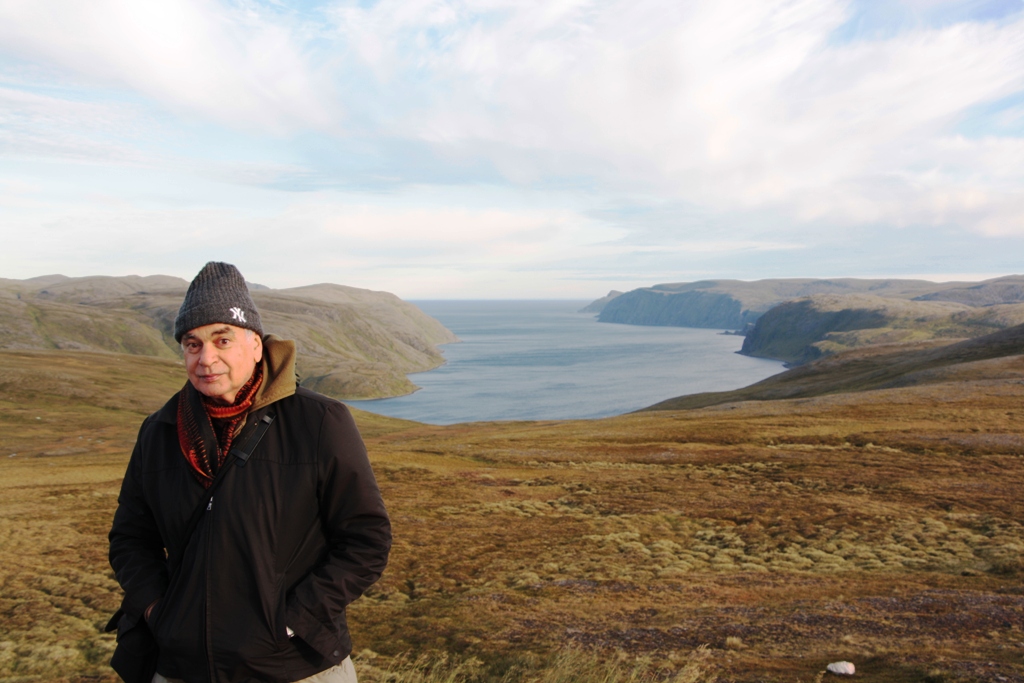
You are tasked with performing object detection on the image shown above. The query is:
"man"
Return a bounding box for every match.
[109,262,391,683]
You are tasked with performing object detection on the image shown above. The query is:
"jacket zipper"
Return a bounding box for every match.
[205,499,216,683]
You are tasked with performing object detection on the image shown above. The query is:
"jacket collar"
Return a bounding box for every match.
[251,334,297,411]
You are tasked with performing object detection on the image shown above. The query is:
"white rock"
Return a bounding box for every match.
[826,661,856,675]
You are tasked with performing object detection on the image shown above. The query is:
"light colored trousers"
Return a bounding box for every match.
[152,656,357,683]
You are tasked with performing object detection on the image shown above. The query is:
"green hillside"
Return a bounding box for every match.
[0,275,458,399]
[739,294,1024,365]
[644,321,1024,411]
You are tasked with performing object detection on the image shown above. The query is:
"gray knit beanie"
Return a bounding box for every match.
[174,262,264,342]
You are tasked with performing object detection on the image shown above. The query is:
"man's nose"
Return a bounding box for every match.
[198,345,219,366]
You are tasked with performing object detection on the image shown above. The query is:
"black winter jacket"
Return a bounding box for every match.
[109,340,391,683]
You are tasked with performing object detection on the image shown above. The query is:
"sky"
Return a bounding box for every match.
[1,0,1023,299]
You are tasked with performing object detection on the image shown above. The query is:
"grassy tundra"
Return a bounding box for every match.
[0,348,1022,683]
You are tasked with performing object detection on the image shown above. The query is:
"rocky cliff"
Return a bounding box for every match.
[587,276,1024,365]
[578,290,622,314]
[591,277,961,329]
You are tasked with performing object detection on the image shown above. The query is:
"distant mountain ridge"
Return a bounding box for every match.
[590,277,1005,325]
[587,275,1024,365]
[0,274,458,400]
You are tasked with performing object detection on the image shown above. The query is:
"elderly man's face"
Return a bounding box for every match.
[181,323,263,404]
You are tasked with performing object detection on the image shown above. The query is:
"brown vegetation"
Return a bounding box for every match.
[1,349,1022,682]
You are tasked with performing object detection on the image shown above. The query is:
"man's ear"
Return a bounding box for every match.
[252,333,263,364]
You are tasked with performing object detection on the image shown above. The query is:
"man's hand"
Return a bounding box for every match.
[144,599,159,624]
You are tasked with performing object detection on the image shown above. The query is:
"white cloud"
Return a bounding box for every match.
[327,0,1024,232]
[1,0,1023,294]
[0,85,165,167]
[4,1,1021,229]
[0,0,337,133]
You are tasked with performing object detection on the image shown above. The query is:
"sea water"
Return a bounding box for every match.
[346,300,784,424]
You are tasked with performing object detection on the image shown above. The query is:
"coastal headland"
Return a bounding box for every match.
[588,276,1024,367]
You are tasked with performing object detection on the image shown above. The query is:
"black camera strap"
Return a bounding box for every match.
[170,409,276,569]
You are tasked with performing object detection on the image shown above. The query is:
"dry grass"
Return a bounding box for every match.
[353,646,714,683]
[1,350,1022,682]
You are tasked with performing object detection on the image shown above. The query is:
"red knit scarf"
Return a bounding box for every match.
[176,364,263,488]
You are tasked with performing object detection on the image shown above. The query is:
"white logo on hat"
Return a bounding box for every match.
[230,307,246,323]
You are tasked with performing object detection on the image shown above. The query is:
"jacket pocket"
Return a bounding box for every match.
[147,576,206,663]
[109,611,159,683]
